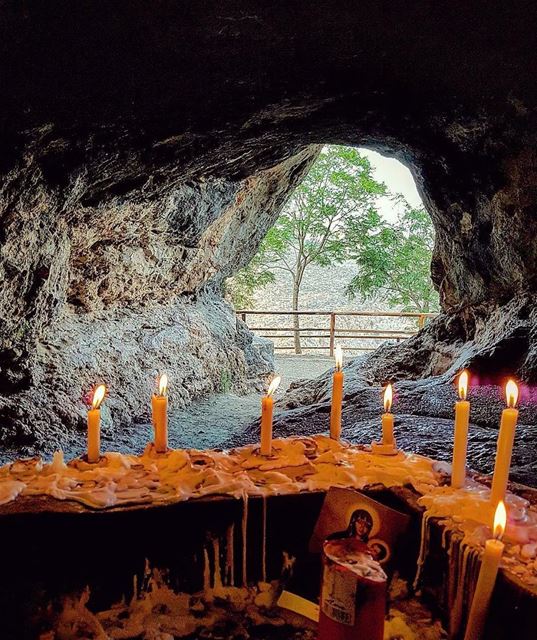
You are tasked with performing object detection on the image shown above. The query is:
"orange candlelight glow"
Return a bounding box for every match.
[334,344,343,371]
[267,375,281,397]
[91,384,106,410]
[505,379,518,408]
[383,383,393,413]
[493,500,507,540]
[458,370,469,400]
[158,373,168,397]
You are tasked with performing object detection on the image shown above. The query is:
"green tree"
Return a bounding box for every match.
[231,146,387,352]
[226,250,276,309]
[345,200,439,313]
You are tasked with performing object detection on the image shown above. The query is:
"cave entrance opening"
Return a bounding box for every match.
[227,145,439,365]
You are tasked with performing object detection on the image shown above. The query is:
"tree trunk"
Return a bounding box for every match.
[292,279,302,354]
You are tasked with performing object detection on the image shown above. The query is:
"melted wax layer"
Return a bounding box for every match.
[0,436,439,510]
[2,435,537,595]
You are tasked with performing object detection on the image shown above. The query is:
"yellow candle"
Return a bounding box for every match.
[152,373,169,453]
[464,501,506,640]
[87,384,106,463]
[260,375,281,456]
[452,370,470,488]
[490,380,519,504]
[382,383,394,446]
[330,345,344,440]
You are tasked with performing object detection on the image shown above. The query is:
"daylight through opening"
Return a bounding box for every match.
[227,145,438,358]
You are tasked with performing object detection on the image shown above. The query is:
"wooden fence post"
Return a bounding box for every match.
[418,314,426,330]
[240,312,246,323]
[329,312,336,357]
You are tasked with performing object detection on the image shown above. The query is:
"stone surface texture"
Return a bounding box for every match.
[1,2,537,464]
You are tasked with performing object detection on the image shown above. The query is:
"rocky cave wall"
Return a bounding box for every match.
[1,2,537,457]
[0,135,318,456]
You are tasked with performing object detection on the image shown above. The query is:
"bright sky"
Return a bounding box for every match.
[359,148,423,222]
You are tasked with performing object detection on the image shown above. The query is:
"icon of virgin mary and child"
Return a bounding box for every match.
[328,509,389,562]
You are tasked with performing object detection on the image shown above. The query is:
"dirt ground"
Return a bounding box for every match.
[166,354,333,450]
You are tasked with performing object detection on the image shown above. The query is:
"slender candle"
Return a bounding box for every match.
[463,501,506,640]
[452,370,470,488]
[490,380,519,504]
[260,375,281,456]
[330,345,344,440]
[381,383,394,446]
[87,384,106,463]
[152,373,169,454]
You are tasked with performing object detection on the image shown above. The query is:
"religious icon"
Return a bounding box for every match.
[309,488,409,567]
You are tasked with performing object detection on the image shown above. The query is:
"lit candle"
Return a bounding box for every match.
[463,501,506,640]
[382,383,394,446]
[87,384,106,463]
[452,370,470,488]
[330,345,344,440]
[260,375,281,456]
[490,380,519,504]
[152,373,169,454]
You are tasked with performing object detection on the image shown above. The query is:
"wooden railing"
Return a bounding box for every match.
[237,310,437,355]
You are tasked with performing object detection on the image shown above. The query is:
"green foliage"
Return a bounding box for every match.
[226,251,276,309]
[220,369,232,393]
[274,145,387,272]
[227,145,438,319]
[228,145,387,310]
[345,201,439,313]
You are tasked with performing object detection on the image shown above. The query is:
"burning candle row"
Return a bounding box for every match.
[447,371,518,638]
[86,374,169,462]
[85,359,520,509]
[451,371,520,505]
[82,354,520,640]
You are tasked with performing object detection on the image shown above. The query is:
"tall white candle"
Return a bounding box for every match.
[490,380,519,504]
[381,383,394,446]
[330,345,344,440]
[463,501,506,640]
[452,370,470,488]
[260,376,281,456]
[152,373,169,453]
[87,384,106,463]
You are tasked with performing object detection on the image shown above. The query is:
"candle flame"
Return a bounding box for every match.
[505,379,518,408]
[383,383,393,413]
[334,344,343,371]
[158,373,168,397]
[458,370,469,400]
[493,500,507,540]
[267,375,281,397]
[91,384,106,410]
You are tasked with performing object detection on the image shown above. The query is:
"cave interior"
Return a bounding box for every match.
[1,3,537,639]
[1,2,536,483]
